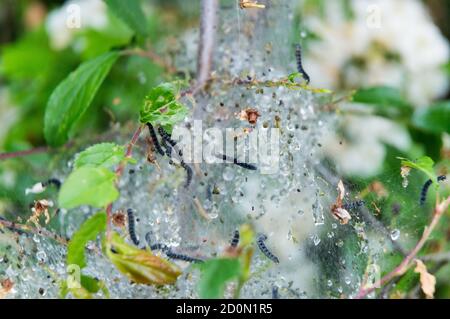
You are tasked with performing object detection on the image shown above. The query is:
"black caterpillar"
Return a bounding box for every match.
[420,175,447,206]
[146,123,165,156]
[272,286,279,299]
[220,154,258,171]
[42,178,62,189]
[257,234,279,264]
[147,241,203,263]
[126,209,139,246]
[165,251,204,264]
[156,126,191,188]
[343,200,365,211]
[158,126,178,148]
[295,43,310,84]
[230,230,240,247]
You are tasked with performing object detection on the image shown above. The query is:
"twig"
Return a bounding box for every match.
[0,218,67,245]
[107,125,143,238]
[195,0,219,93]
[0,146,49,161]
[115,125,143,178]
[355,196,450,299]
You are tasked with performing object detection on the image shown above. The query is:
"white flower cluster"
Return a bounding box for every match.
[301,0,450,177]
[45,0,108,50]
[303,0,450,107]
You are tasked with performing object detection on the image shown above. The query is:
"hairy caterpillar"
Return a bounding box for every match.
[146,123,165,156]
[42,178,62,189]
[219,154,258,171]
[126,209,139,246]
[165,251,204,264]
[343,200,365,211]
[230,230,240,247]
[257,234,279,263]
[147,241,203,263]
[295,43,310,84]
[420,175,447,206]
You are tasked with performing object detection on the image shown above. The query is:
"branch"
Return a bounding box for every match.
[107,124,144,237]
[356,196,450,299]
[0,146,49,161]
[0,218,67,245]
[195,0,219,93]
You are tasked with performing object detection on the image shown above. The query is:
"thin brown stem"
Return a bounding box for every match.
[196,0,219,91]
[356,196,450,299]
[107,125,144,237]
[0,218,67,245]
[0,146,49,161]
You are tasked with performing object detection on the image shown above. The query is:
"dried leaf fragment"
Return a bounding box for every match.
[27,199,54,227]
[0,278,14,299]
[239,0,265,9]
[414,259,435,299]
[331,180,351,224]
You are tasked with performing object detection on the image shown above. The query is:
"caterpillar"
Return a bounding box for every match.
[165,250,204,264]
[126,209,139,246]
[272,286,279,299]
[230,230,240,247]
[156,126,191,188]
[219,154,258,171]
[257,234,279,264]
[147,123,165,156]
[180,161,193,188]
[150,243,170,252]
[420,175,447,206]
[343,200,365,211]
[158,127,177,147]
[295,43,310,84]
[147,240,203,263]
[42,178,62,190]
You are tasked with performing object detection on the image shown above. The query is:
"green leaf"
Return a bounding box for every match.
[104,0,149,37]
[196,258,241,299]
[139,82,188,127]
[67,212,106,268]
[44,52,120,147]
[398,156,437,183]
[105,232,182,285]
[412,102,450,134]
[58,167,119,209]
[352,86,412,116]
[74,143,125,169]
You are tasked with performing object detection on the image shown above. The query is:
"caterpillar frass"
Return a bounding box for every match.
[165,251,204,264]
[126,209,139,246]
[420,175,447,206]
[147,123,165,156]
[295,43,310,84]
[42,178,62,189]
[343,200,365,211]
[220,154,258,171]
[257,234,279,264]
[230,230,240,247]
